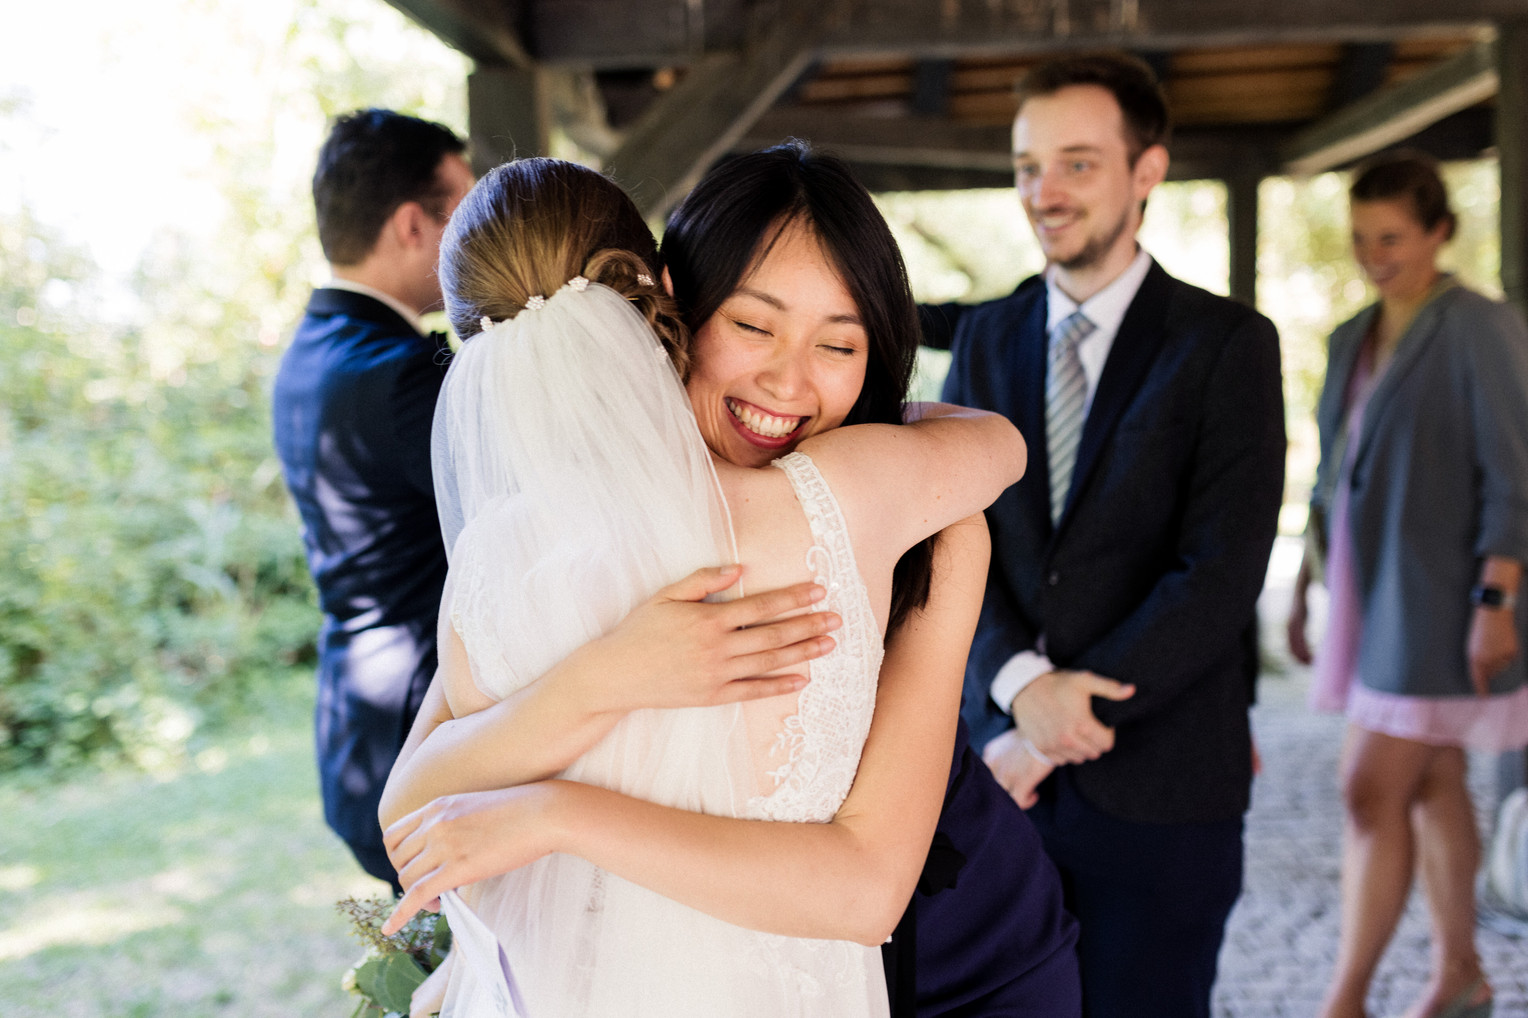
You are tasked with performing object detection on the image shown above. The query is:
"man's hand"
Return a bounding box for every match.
[1009,669,1134,764]
[981,728,1054,808]
[1468,605,1520,695]
[1286,551,1316,665]
[1286,592,1314,665]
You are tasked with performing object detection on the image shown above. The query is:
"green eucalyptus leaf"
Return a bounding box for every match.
[353,955,387,1001]
[371,952,429,1013]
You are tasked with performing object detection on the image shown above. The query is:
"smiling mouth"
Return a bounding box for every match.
[1033,210,1080,233]
[726,398,807,440]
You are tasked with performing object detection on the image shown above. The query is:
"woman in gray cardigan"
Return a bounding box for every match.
[1287,152,1528,1018]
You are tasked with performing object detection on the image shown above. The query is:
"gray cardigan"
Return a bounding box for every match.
[1313,283,1528,697]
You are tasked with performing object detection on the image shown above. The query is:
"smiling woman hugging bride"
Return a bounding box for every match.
[377,149,1032,1017]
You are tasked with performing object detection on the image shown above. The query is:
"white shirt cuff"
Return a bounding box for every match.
[989,651,1056,716]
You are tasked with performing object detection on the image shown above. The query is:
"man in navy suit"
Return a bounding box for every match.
[939,54,1285,1017]
[272,109,473,887]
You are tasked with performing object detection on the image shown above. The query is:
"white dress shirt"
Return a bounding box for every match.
[989,247,1155,716]
[323,277,428,336]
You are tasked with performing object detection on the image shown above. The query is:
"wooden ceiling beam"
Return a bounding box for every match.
[740,109,1012,172]
[603,11,818,219]
[815,1,1502,61]
[1331,42,1396,105]
[1280,39,1498,175]
[381,0,532,67]
[389,0,1503,68]
[530,0,747,67]
[736,108,1284,185]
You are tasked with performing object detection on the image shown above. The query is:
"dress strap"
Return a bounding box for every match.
[748,451,882,821]
[771,451,859,595]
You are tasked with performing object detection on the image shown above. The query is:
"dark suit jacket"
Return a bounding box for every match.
[942,262,1285,824]
[271,287,450,882]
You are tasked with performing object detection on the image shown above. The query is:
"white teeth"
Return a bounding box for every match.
[727,399,802,439]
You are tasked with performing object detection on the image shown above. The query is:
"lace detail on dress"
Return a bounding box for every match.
[747,452,883,824]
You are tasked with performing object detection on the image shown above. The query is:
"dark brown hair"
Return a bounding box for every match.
[311,108,466,265]
[661,141,934,633]
[438,158,688,371]
[1015,51,1171,163]
[1349,149,1456,241]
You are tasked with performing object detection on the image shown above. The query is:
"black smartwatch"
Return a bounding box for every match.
[1470,584,1518,610]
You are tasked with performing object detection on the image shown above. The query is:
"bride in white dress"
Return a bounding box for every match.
[379,155,1023,1017]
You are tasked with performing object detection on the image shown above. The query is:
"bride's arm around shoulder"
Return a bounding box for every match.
[383,514,992,944]
[796,401,1023,552]
[378,566,835,829]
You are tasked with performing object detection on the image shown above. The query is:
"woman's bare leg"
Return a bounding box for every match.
[1404,746,1490,1018]
[1317,726,1438,1018]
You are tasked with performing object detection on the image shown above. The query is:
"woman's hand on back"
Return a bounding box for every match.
[569,565,839,714]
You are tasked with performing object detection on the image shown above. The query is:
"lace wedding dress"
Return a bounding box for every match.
[429,281,888,1017]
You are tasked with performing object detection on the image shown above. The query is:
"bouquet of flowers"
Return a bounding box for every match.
[337,895,452,1017]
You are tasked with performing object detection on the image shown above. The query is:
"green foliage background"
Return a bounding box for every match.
[0,0,1506,777]
[0,0,466,774]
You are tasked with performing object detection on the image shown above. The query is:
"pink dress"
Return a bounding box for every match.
[1310,335,1528,751]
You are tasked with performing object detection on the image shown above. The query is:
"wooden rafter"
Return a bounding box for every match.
[382,0,532,67]
[602,11,820,218]
[1281,39,1498,174]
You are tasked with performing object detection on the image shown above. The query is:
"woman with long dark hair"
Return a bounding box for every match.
[376,147,1059,1015]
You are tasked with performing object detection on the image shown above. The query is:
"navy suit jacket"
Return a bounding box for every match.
[272,287,450,882]
[942,263,1285,824]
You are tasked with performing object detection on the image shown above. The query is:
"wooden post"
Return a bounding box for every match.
[1226,169,1259,307]
[1497,21,1528,799]
[1499,21,1528,316]
[467,65,550,176]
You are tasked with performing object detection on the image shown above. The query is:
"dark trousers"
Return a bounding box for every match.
[1027,769,1244,1018]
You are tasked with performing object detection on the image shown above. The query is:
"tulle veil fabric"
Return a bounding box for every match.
[428,282,797,1015]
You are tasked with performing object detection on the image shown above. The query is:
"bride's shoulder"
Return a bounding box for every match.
[714,458,801,525]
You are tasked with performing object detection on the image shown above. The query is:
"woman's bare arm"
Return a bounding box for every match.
[800,404,1024,555]
[383,516,989,945]
[377,566,841,828]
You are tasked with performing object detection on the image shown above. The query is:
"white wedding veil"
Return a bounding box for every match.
[430,280,770,1015]
[432,279,735,690]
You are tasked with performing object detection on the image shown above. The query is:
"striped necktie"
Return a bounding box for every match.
[1046,310,1096,524]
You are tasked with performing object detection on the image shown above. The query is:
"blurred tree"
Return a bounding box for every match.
[0,0,466,772]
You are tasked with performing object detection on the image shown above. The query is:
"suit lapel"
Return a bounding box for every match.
[1319,307,1374,439]
[1353,282,1456,466]
[1013,286,1055,539]
[1057,262,1172,528]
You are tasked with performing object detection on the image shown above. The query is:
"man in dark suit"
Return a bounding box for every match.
[272,109,473,888]
[939,54,1285,1017]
